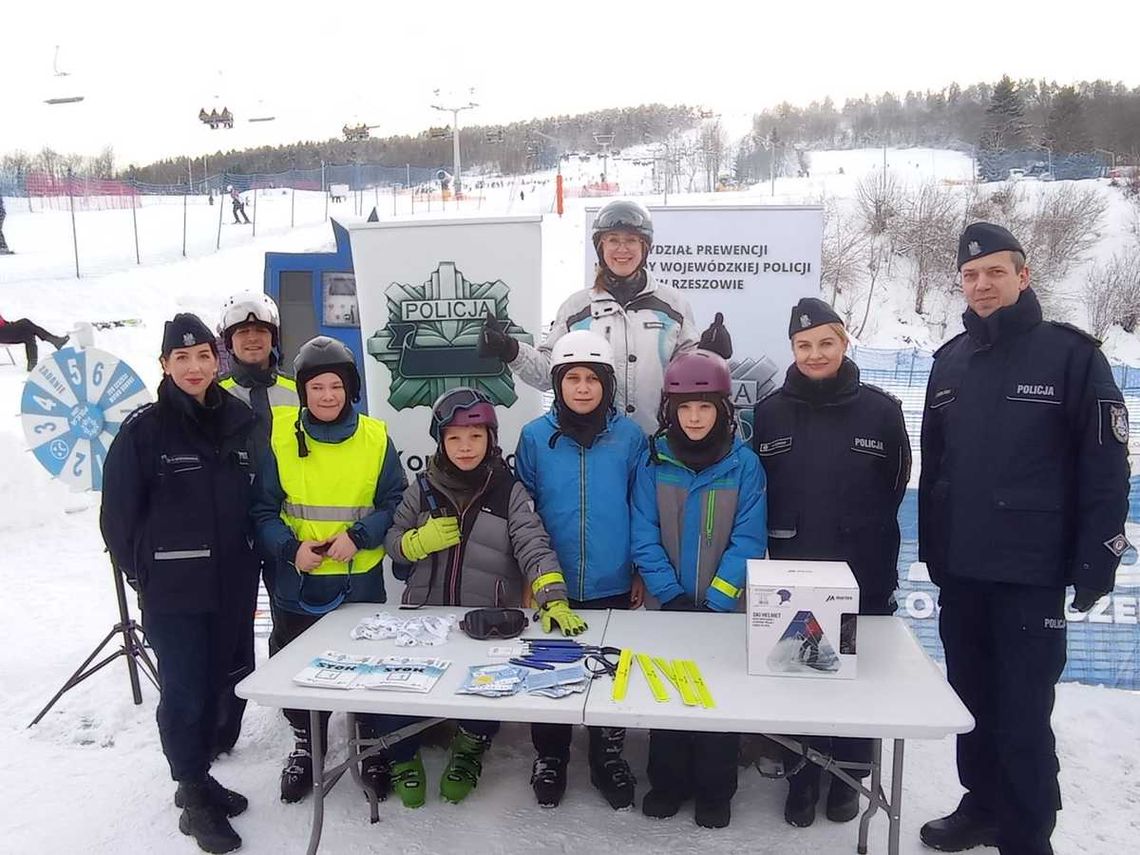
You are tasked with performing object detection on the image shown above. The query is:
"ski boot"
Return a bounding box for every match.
[784,762,821,828]
[826,776,861,823]
[390,753,427,809]
[439,726,492,804]
[588,727,636,810]
[280,724,322,804]
[531,755,568,808]
[359,753,391,802]
[50,334,70,350]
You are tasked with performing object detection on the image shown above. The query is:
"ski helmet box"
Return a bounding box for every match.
[746,559,859,679]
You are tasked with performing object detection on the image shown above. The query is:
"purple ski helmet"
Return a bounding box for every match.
[430,387,499,442]
[663,350,732,397]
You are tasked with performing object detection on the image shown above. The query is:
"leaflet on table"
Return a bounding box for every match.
[455,663,590,698]
[293,650,450,692]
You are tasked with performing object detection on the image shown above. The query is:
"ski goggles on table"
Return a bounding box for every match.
[459,608,528,640]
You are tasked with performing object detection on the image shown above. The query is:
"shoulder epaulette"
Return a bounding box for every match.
[933,332,967,359]
[753,386,783,409]
[120,401,156,429]
[1047,321,1102,347]
[861,382,903,407]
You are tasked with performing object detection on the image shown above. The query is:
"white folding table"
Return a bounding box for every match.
[586,610,974,855]
[238,606,971,855]
[236,603,610,855]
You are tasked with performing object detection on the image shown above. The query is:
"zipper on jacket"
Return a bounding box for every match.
[705,489,716,545]
[578,446,587,602]
[446,469,495,605]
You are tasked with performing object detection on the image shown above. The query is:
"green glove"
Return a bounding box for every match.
[539,600,588,637]
[401,516,461,562]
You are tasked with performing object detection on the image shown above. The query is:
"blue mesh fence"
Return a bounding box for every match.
[849,345,1140,690]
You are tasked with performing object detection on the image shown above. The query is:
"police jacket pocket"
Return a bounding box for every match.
[992,488,1062,513]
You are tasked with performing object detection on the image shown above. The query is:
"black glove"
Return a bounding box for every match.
[698,312,733,359]
[1071,587,1106,613]
[661,594,698,612]
[478,311,519,362]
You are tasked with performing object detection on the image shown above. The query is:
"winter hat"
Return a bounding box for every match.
[957,222,1025,270]
[161,313,217,358]
[788,297,843,339]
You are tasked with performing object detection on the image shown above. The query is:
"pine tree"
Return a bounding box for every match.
[1043,86,1092,154]
[979,76,1030,150]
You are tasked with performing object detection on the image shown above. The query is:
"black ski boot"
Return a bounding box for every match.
[175,774,248,817]
[826,776,861,823]
[280,748,313,804]
[695,799,732,829]
[531,755,568,808]
[360,754,391,802]
[177,780,242,854]
[784,763,821,828]
[50,334,70,350]
[641,789,685,819]
[919,800,999,852]
[588,727,636,810]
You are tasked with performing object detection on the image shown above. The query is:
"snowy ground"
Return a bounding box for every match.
[2,151,1139,853]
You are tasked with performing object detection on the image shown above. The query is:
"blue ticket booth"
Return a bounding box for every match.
[263,219,368,408]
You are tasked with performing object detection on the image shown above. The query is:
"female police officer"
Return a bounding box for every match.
[101,313,257,854]
[751,297,910,828]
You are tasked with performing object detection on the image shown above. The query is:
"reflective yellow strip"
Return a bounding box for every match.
[651,657,677,688]
[680,659,715,709]
[612,648,633,701]
[671,659,700,706]
[282,501,371,523]
[637,653,670,703]
[709,576,741,599]
[531,572,564,595]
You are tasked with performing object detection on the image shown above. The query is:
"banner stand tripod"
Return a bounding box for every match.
[28,558,158,727]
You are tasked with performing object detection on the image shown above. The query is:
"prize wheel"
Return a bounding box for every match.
[21,347,152,492]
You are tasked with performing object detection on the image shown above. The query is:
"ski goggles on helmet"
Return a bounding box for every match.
[459,608,528,640]
[430,387,498,441]
[219,292,279,335]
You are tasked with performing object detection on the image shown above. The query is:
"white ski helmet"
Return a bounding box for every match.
[218,290,280,337]
[550,329,615,371]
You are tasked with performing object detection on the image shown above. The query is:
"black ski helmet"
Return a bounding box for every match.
[591,199,653,260]
[293,336,361,407]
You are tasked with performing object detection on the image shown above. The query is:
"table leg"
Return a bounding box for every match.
[857,738,883,854]
[888,739,905,855]
[307,710,326,855]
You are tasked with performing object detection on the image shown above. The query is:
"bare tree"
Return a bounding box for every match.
[699,121,727,192]
[1020,185,1108,301]
[892,180,963,314]
[1084,253,1140,337]
[853,238,890,338]
[820,198,867,304]
[855,169,904,238]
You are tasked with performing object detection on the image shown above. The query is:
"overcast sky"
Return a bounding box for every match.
[2,0,1137,167]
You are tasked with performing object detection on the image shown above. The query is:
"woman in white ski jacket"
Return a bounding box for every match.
[478,199,732,434]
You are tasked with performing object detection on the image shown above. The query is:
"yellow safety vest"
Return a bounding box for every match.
[270,412,388,576]
[219,374,298,422]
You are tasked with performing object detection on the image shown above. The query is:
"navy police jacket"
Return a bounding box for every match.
[918,288,1130,593]
[101,378,258,616]
[752,359,911,614]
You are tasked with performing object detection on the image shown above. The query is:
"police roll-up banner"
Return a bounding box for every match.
[584,205,823,442]
[348,216,544,476]
[21,346,151,492]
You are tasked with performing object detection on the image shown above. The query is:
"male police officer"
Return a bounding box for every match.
[918,223,1130,854]
[213,290,299,757]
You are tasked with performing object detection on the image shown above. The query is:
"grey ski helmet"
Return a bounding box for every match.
[592,199,653,258]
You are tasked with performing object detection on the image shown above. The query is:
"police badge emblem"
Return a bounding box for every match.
[182,332,196,346]
[800,314,811,329]
[366,262,533,410]
[1110,403,1129,444]
[968,240,982,256]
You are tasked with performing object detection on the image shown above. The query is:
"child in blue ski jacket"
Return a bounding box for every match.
[515,329,647,810]
[631,349,767,829]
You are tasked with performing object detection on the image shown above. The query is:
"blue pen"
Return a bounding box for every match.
[510,657,555,670]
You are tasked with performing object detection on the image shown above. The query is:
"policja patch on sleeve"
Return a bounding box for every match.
[1110,403,1129,444]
